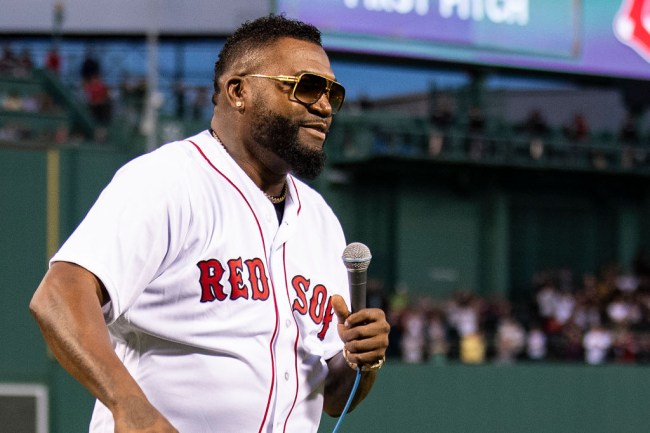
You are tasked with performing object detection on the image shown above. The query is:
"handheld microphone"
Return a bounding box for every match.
[342,242,372,312]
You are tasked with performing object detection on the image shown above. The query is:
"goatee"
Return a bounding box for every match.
[250,107,326,180]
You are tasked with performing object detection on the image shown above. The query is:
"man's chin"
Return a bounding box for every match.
[289,150,326,180]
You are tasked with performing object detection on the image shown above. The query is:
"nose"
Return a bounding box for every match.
[309,90,333,117]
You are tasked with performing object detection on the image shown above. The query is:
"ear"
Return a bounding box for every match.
[225,76,245,111]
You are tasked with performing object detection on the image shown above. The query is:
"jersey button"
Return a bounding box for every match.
[285,319,292,328]
[284,372,290,381]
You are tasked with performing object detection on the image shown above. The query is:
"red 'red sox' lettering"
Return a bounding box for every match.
[291,275,310,315]
[197,259,227,302]
[197,257,269,302]
[196,260,333,339]
[245,258,270,300]
[291,275,334,340]
[228,257,248,300]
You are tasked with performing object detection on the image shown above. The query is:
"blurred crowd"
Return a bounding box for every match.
[0,43,38,77]
[426,92,650,170]
[382,249,650,366]
[0,43,69,143]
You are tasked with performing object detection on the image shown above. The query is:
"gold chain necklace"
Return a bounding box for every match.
[265,182,287,204]
[210,129,288,204]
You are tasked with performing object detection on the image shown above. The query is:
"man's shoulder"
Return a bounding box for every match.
[119,132,208,176]
[105,133,212,199]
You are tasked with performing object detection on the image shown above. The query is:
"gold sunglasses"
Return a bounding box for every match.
[246,72,345,114]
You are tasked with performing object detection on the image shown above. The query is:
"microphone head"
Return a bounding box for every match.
[342,242,372,272]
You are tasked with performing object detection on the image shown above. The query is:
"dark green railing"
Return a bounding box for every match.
[328,112,650,176]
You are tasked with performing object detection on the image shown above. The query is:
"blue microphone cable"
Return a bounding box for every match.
[331,368,362,433]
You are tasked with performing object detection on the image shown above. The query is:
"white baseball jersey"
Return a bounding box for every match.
[51,130,350,433]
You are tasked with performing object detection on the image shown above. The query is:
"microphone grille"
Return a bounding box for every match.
[342,242,372,271]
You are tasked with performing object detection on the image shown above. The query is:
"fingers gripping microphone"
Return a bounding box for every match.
[342,242,372,312]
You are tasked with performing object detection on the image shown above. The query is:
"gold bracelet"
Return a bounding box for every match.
[343,348,386,372]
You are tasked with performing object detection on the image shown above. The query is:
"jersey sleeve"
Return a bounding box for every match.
[51,149,191,323]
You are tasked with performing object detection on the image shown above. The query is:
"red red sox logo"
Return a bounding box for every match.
[197,258,334,340]
[615,0,650,61]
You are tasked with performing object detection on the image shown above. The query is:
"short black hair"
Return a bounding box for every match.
[212,14,322,104]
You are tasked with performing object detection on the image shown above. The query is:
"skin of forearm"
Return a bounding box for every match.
[323,351,377,416]
[29,263,149,415]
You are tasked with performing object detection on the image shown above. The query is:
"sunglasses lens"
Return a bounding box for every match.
[295,74,345,113]
[295,74,327,104]
[328,83,345,113]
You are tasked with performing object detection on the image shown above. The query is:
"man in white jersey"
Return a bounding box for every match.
[29,14,389,433]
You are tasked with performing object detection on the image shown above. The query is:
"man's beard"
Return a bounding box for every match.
[250,106,327,180]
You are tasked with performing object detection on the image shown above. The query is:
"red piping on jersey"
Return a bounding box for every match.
[281,244,301,432]
[288,176,302,215]
[189,139,280,433]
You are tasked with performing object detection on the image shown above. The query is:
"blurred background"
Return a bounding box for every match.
[2,1,650,432]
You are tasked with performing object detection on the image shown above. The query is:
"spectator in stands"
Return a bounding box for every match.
[516,109,550,160]
[465,105,488,159]
[2,90,23,111]
[447,290,482,338]
[84,74,112,141]
[582,323,611,365]
[428,93,455,156]
[494,314,526,363]
[80,47,101,85]
[616,270,639,294]
[20,93,39,112]
[552,290,576,329]
[426,307,449,364]
[399,304,427,363]
[611,325,638,363]
[519,109,550,137]
[563,112,589,142]
[14,48,34,77]
[118,75,147,134]
[571,286,601,332]
[459,332,486,364]
[619,111,639,145]
[562,323,585,361]
[607,293,641,327]
[0,43,18,75]
[535,277,558,324]
[562,112,590,164]
[45,46,62,75]
[447,290,485,363]
[525,323,547,361]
